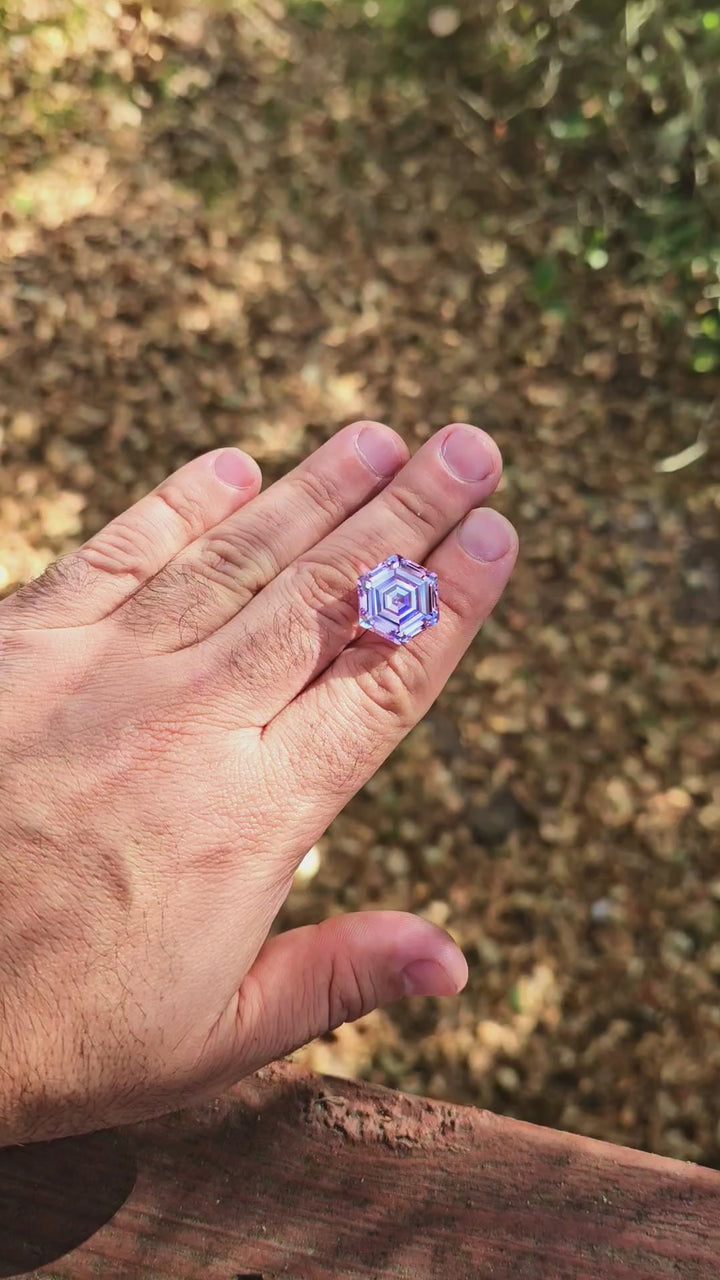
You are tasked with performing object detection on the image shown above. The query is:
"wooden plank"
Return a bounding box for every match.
[1,1061,719,1279]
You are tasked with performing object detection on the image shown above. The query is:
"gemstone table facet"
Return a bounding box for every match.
[357,554,439,645]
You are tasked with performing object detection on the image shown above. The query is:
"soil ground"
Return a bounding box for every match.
[1,2,719,1164]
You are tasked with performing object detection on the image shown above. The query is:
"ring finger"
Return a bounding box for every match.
[265,505,518,853]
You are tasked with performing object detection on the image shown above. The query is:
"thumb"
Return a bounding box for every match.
[225,911,468,1078]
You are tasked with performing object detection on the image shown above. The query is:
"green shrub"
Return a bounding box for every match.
[287,0,720,368]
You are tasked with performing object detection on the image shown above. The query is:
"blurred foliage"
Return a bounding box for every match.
[280,0,720,371]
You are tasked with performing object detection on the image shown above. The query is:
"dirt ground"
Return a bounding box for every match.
[1,3,719,1164]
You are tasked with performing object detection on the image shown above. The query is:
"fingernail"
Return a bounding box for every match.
[441,426,497,483]
[213,449,258,489]
[459,508,515,562]
[355,424,406,478]
[400,958,459,997]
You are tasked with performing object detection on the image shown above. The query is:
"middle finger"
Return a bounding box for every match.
[196,423,502,725]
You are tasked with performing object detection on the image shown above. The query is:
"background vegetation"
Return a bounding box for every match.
[1,0,719,1162]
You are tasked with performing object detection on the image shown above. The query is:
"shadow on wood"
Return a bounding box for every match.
[2,1064,719,1278]
[0,1130,136,1277]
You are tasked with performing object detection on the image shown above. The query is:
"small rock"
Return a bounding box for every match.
[469,787,533,846]
[699,804,720,832]
[428,6,461,37]
[421,899,450,927]
[427,711,462,757]
[39,491,85,539]
[603,777,635,827]
[524,381,567,408]
[45,438,89,475]
[540,813,580,846]
[474,653,522,683]
[496,1065,521,1092]
[294,845,321,883]
[386,847,409,877]
[10,410,40,444]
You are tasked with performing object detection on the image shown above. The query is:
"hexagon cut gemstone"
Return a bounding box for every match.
[357,554,439,645]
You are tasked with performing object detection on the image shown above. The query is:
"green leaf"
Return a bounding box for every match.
[700,314,720,338]
[544,300,570,321]
[532,257,557,297]
[507,983,521,1014]
[692,352,718,372]
[10,192,34,214]
[549,112,592,141]
[586,247,610,270]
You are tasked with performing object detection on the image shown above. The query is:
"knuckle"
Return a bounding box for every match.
[202,528,279,600]
[269,600,319,667]
[225,616,312,702]
[326,951,372,1029]
[384,483,443,536]
[354,645,428,727]
[308,713,374,794]
[293,556,357,627]
[294,464,347,523]
[80,523,152,581]
[224,630,254,690]
[12,554,94,608]
[119,565,212,643]
[234,968,265,1042]
[154,483,208,541]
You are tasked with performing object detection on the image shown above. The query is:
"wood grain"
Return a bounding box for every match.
[1,1062,718,1279]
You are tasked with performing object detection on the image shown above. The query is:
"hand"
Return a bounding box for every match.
[0,420,517,1145]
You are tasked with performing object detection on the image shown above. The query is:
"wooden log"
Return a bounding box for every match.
[1,1061,719,1279]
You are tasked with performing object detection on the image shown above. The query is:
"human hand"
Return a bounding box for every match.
[0,420,517,1145]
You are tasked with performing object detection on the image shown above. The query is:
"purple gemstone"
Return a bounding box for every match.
[357,554,439,645]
